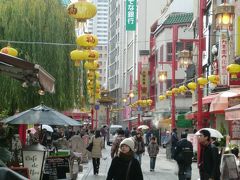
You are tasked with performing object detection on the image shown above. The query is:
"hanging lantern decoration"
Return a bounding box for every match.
[95,71,100,79]
[227,64,240,79]
[158,71,167,82]
[166,90,172,97]
[76,34,98,48]
[197,77,208,88]
[67,1,97,22]
[70,49,84,66]
[178,49,192,68]
[187,82,197,93]
[215,3,235,30]
[178,85,188,94]
[83,50,99,61]
[208,75,219,88]
[159,95,166,101]
[1,46,18,57]
[84,61,99,70]
[147,99,153,106]
[172,88,179,95]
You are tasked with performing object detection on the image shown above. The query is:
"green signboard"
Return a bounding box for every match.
[126,0,136,31]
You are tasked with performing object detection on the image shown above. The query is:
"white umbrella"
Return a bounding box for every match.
[195,128,223,138]
[137,125,149,130]
[42,125,53,132]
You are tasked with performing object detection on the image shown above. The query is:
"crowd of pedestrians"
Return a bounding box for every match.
[27,123,240,180]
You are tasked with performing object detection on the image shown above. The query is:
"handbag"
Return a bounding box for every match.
[86,142,93,152]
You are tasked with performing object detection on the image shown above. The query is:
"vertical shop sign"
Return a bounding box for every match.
[126,0,136,31]
[218,32,229,86]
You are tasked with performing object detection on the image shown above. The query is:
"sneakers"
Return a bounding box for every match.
[150,169,155,172]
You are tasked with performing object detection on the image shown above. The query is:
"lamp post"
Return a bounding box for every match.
[98,90,115,127]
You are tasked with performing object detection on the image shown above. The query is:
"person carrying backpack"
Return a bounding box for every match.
[173,132,193,180]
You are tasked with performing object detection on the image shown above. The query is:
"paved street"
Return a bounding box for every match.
[77,146,200,180]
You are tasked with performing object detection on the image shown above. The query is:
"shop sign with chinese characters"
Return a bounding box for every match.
[126,0,136,31]
[218,32,229,86]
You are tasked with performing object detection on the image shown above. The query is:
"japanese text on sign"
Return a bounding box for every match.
[126,0,136,31]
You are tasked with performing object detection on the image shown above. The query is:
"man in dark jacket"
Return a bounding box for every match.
[171,128,179,159]
[173,132,193,180]
[198,129,220,180]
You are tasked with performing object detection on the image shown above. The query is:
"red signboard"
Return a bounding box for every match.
[229,120,240,140]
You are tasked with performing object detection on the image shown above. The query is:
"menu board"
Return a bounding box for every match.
[229,120,240,140]
[43,156,70,180]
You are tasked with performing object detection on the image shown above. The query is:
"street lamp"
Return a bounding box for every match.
[129,91,134,98]
[158,71,167,82]
[215,3,234,30]
[178,50,192,68]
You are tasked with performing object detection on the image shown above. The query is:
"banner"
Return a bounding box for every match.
[126,0,136,31]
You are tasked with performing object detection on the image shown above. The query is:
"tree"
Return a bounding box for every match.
[0,0,82,113]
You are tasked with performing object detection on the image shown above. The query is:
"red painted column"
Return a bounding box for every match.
[197,0,205,131]
[197,0,205,164]
[95,109,98,129]
[137,62,142,126]
[171,25,178,129]
[91,107,94,129]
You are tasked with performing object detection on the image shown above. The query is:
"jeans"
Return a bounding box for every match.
[150,157,156,170]
[92,158,100,174]
[178,164,191,180]
[134,153,143,165]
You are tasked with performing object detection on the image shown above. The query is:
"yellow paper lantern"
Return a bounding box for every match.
[227,64,240,79]
[178,85,188,94]
[84,61,99,70]
[76,34,98,48]
[147,99,153,106]
[208,75,219,86]
[70,50,84,66]
[197,77,208,88]
[1,46,18,57]
[166,90,172,97]
[159,95,166,101]
[187,82,197,92]
[83,50,99,61]
[67,1,97,22]
[172,88,179,95]
[95,71,100,79]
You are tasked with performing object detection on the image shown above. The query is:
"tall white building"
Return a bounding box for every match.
[108,0,163,124]
[87,0,109,45]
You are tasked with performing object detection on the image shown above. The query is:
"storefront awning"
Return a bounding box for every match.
[176,114,192,128]
[185,111,210,120]
[193,93,219,105]
[225,104,240,121]
[123,116,138,121]
[210,88,240,113]
[0,53,55,93]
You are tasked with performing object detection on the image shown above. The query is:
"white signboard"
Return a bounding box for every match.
[23,151,44,180]
[219,32,229,85]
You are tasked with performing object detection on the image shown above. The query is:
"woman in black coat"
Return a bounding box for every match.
[106,137,143,180]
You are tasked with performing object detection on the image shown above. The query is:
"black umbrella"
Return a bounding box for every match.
[3,104,81,126]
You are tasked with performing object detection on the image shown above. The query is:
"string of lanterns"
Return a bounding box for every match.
[158,63,240,101]
[129,99,153,108]
[68,0,101,104]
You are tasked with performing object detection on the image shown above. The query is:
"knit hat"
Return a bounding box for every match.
[120,137,135,151]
